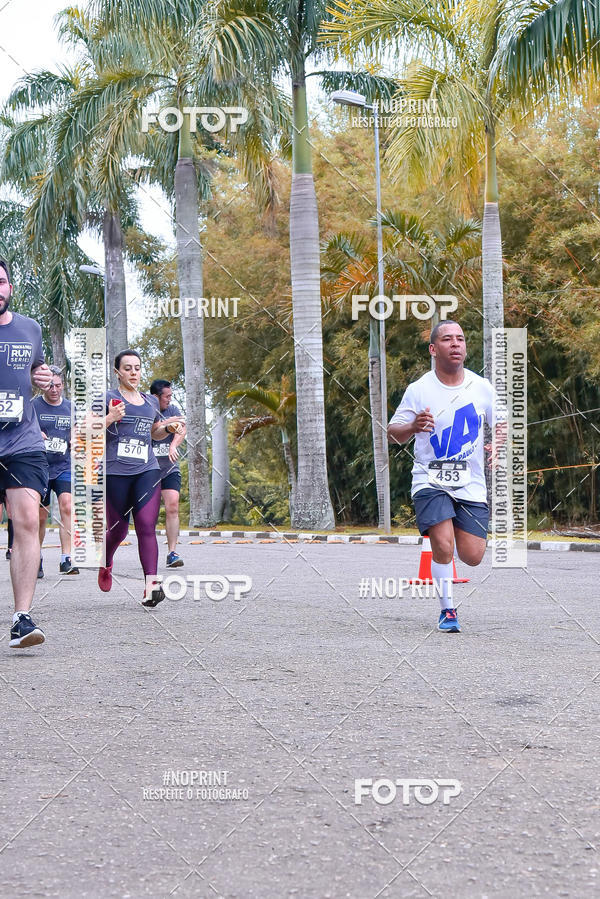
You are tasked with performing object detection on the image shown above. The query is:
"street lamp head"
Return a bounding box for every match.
[331,89,367,109]
[79,264,105,278]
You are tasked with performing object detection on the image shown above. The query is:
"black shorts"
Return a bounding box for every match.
[160,470,181,492]
[41,477,72,507]
[0,451,49,500]
[413,488,489,539]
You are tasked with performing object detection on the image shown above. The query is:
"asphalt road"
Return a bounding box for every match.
[1,537,598,898]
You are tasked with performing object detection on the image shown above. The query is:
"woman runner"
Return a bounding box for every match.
[98,350,184,606]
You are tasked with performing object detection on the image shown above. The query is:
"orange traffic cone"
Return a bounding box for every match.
[409,536,469,584]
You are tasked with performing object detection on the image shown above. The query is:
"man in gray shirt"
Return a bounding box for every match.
[0,259,53,648]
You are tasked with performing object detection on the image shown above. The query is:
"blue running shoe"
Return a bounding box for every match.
[166,551,183,568]
[10,612,45,648]
[438,608,461,632]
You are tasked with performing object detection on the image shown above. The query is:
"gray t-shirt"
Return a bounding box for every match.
[105,389,160,476]
[33,396,72,479]
[0,312,45,456]
[151,400,183,473]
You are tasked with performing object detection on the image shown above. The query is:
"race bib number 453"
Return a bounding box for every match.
[428,460,471,489]
[0,390,23,423]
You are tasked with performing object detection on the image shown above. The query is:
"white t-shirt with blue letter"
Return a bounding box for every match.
[389,368,495,502]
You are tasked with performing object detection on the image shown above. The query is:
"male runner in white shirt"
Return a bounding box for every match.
[388,320,502,633]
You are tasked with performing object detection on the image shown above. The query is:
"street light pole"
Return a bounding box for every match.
[330,91,392,533]
[372,105,391,533]
[79,264,111,384]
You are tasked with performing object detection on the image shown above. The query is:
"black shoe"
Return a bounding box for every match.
[142,585,166,608]
[37,558,44,579]
[59,557,79,575]
[5,548,11,561]
[10,612,45,648]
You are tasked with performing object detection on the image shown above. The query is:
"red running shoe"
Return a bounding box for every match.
[98,563,113,592]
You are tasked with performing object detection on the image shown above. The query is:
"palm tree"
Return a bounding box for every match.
[211,406,231,522]
[320,1,513,379]
[228,377,297,517]
[493,0,600,99]
[82,0,289,526]
[0,197,105,366]
[1,13,132,380]
[324,0,600,380]
[205,1,396,528]
[1,92,105,367]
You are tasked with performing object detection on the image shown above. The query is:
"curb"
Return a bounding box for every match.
[158,530,600,552]
[39,527,600,551]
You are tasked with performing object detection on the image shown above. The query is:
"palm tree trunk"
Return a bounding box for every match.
[49,314,67,373]
[174,114,213,527]
[482,125,504,381]
[102,208,128,386]
[281,428,297,520]
[212,406,231,522]
[289,62,334,529]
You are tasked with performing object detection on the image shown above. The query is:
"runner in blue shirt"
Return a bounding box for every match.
[98,349,184,607]
[0,258,53,648]
[33,366,79,577]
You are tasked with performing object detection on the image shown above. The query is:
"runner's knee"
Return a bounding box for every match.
[430,537,454,563]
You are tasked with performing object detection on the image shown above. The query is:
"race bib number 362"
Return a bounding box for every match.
[0,391,23,423]
[428,460,471,489]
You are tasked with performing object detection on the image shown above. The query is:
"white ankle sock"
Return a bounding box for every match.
[431,560,454,610]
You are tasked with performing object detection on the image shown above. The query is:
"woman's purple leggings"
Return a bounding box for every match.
[105,471,161,576]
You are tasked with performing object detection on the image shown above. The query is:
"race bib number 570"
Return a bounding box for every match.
[117,439,148,463]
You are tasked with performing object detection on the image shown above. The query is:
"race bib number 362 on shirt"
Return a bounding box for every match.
[0,390,23,423]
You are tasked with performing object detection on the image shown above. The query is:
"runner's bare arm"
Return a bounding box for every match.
[388,408,435,444]
[151,417,184,439]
